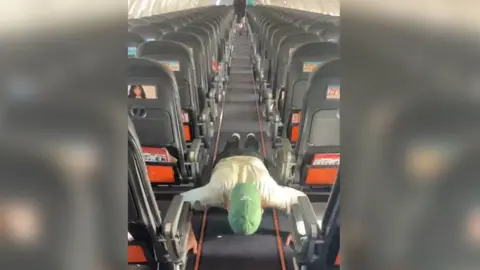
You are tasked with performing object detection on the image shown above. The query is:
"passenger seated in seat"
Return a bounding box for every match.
[128,85,146,99]
[182,133,306,253]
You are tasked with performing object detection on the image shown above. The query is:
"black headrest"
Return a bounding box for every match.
[128,31,145,46]
[279,33,321,49]
[271,26,301,41]
[179,25,210,39]
[152,22,175,33]
[322,25,340,42]
[291,41,339,60]
[127,57,176,86]
[161,32,202,47]
[132,25,163,40]
[137,40,192,62]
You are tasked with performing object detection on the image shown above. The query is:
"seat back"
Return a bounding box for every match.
[282,42,339,144]
[128,118,182,267]
[321,25,340,43]
[161,32,208,97]
[306,21,329,35]
[317,172,340,267]
[128,57,189,187]
[153,22,175,33]
[195,22,219,61]
[266,25,299,82]
[296,59,340,190]
[180,26,215,82]
[128,32,145,57]
[137,40,200,143]
[132,25,163,41]
[274,33,320,91]
[269,26,302,70]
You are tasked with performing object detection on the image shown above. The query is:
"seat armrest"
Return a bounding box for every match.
[162,195,192,263]
[278,137,293,154]
[186,138,202,163]
[198,107,210,123]
[297,196,319,239]
[273,138,295,185]
[289,196,320,264]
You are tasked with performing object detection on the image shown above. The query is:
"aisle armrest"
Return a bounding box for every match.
[186,138,203,178]
[289,196,320,264]
[273,137,295,185]
[162,195,192,263]
[198,107,212,148]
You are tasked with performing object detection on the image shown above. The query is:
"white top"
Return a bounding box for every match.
[181,155,306,214]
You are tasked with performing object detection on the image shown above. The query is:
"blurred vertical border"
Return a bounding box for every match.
[0,1,126,269]
[342,0,480,270]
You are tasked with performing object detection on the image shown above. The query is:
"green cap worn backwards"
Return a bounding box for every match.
[228,183,262,235]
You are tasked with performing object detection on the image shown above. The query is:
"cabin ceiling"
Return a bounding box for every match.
[128,0,340,19]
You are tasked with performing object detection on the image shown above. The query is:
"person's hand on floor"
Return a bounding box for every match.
[285,233,293,247]
[187,225,198,254]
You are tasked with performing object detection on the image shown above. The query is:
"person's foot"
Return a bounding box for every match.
[232,133,241,141]
[246,133,256,140]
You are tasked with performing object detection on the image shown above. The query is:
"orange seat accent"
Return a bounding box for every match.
[183,124,192,141]
[305,167,338,185]
[289,112,301,143]
[146,165,175,183]
[290,126,299,143]
[335,254,340,265]
[128,245,147,263]
[305,153,340,185]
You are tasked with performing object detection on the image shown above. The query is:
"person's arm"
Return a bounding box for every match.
[182,174,224,253]
[261,175,307,215]
[181,183,223,210]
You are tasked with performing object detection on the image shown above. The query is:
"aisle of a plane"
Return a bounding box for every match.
[127,5,340,270]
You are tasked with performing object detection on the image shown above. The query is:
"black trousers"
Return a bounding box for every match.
[214,135,262,166]
[235,1,246,23]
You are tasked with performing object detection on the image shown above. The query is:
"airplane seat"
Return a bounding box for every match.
[201,17,232,88]
[131,25,163,42]
[128,32,146,57]
[128,118,193,268]
[298,19,314,31]
[271,42,339,146]
[295,60,339,194]
[306,22,326,34]
[272,33,321,96]
[137,40,214,148]
[265,24,299,79]
[209,16,227,62]
[208,14,235,81]
[184,21,228,107]
[274,59,340,193]
[128,58,208,194]
[196,21,220,62]
[268,25,302,81]
[255,23,297,98]
[259,26,303,118]
[159,32,219,123]
[153,22,175,34]
[181,25,217,88]
[288,171,340,269]
[321,25,341,43]
[205,15,231,76]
